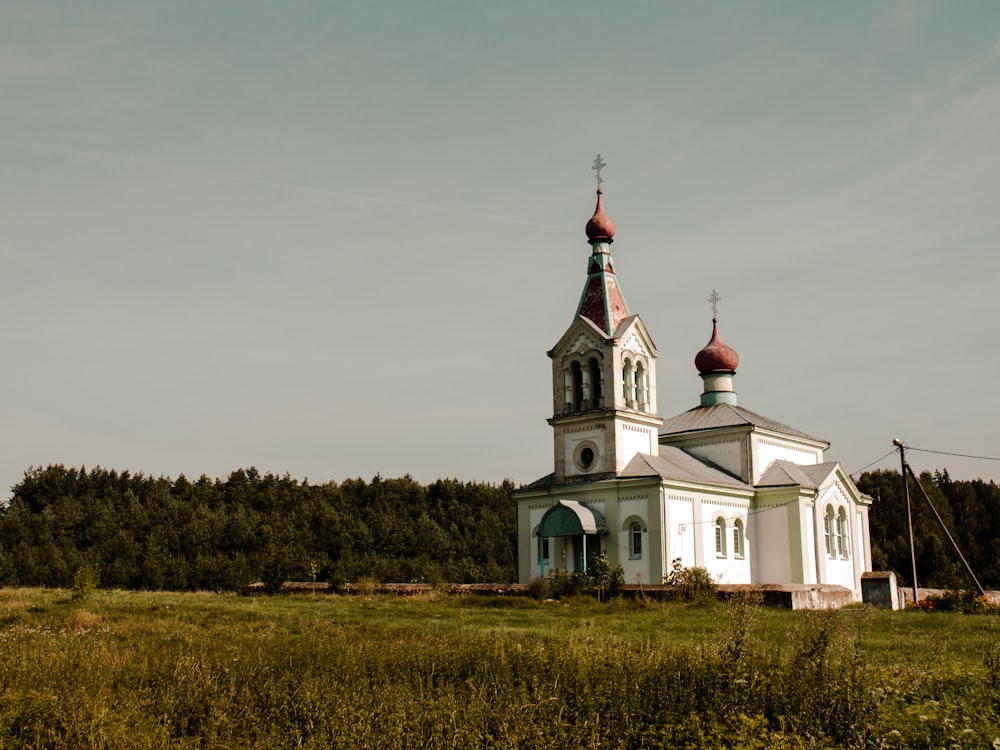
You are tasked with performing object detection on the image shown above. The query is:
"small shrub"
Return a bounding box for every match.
[664,558,718,604]
[721,591,762,663]
[326,571,347,592]
[526,576,550,600]
[547,568,584,599]
[586,552,625,602]
[910,590,994,614]
[71,565,99,604]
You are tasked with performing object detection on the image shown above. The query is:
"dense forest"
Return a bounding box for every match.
[858,469,1000,590]
[0,464,998,591]
[0,465,517,590]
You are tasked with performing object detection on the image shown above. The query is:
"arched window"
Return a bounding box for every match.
[635,361,646,412]
[570,361,583,411]
[588,358,602,409]
[715,517,727,557]
[732,518,745,559]
[622,358,634,406]
[824,505,835,557]
[836,508,850,558]
[629,522,642,559]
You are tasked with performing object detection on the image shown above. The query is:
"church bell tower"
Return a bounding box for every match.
[547,157,662,484]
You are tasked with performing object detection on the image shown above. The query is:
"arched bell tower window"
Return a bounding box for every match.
[588,357,602,409]
[570,361,584,412]
[635,361,647,412]
[622,358,634,407]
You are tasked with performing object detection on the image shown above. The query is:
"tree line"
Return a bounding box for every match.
[858,469,1000,590]
[0,465,517,591]
[0,464,998,592]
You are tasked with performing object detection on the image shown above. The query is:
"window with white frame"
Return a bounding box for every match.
[836,507,849,558]
[732,518,745,559]
[629,522,642,559]
[715,517,727,557]
[824,505,835,557]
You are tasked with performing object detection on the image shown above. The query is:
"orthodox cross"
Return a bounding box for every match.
[708,289,721,320]
[592,154,607,191]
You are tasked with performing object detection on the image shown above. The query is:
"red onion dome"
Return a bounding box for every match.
[585,191,616,242]
[695,321,739,374]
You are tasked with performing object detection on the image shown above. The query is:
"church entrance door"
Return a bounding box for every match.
[537,501,608,577]
[570,533,602,573]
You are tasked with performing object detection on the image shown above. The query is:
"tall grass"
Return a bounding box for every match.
[0,589,996,748]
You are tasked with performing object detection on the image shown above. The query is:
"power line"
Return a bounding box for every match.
[850,450,898,478]
[850,444,1000,480]
[906,446,1000,462]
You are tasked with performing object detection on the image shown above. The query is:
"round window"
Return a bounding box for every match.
[574,442,598,472]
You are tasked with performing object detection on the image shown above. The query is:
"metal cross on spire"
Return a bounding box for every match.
[592,154,607,191]
[708,289,721,321]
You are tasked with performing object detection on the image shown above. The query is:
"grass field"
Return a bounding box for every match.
[1,588,997,748]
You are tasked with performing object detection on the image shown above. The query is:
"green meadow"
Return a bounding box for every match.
[0,589,997,749]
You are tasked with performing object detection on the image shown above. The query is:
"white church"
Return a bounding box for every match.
[514,174,873,600]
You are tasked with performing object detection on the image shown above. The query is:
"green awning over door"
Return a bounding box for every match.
[538,500,608,538]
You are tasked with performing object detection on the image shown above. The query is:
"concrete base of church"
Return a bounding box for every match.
[714,583,853,610]
[266,581,857,608]
[612,583,852,609]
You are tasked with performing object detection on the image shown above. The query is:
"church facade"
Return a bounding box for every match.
[514,181,873,599]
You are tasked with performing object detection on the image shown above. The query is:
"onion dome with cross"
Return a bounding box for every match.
[696,290,740,406]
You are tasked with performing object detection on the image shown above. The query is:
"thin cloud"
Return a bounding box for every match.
[0,136,569,232]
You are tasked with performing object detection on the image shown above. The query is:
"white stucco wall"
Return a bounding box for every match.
[804,503,818,583]
[815,483,862,597]
[618,497,649,585]
[855,507,869,573]
[561,427,608,478]
[753,437,822,483]
[663,492,751,584]
[616,424,657,470]
[751,496,793,583]
[666,495,697,570]
[698,500,751,585]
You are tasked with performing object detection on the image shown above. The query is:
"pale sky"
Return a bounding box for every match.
[3,1,1000,498]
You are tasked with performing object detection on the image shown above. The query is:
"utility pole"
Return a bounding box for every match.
[893,439,919,605]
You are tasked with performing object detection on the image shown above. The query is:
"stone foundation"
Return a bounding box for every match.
[263,581,855,609]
